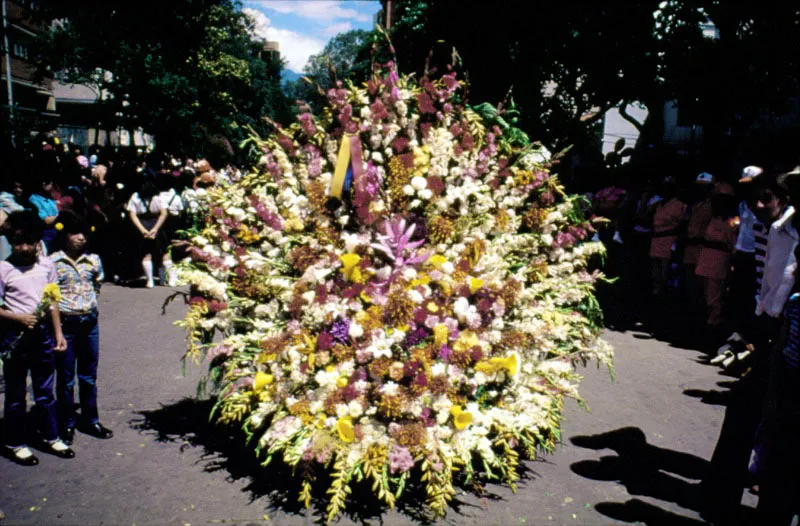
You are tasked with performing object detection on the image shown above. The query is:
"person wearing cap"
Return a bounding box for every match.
[683,173,715,315]
[703,170,793,522]
[49,211,113,444]
[695,182,739,340]
[730,166,764,335]
[649,177,687,297]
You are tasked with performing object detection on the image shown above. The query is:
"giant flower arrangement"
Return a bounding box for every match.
[176,61,613,520]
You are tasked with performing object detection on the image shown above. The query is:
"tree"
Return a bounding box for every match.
[385,0,800,170]
[284,29,379,111]
[34,0,292,162]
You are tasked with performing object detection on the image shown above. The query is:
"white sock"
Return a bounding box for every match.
[163,260,175,285]
[142,259,154,282]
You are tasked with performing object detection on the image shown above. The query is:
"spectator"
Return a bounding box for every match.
[126,181,168,288]
[649,177,687,297]
[50,211,113,445]
[0,211,72,466]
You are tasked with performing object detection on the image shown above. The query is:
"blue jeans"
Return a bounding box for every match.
[55,311,100,428]
[2,323,58,447]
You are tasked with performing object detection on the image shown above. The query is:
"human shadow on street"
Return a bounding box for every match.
[570,427,710,524]
[130,397,516,524]
[594,498,707,525]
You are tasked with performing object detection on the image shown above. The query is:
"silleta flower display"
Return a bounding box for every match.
[177,61,613,520]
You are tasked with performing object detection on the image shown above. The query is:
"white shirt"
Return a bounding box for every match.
[735,201,758,253]
[126,193,164,216]
[158,189,184,216]
[757,206,798,318]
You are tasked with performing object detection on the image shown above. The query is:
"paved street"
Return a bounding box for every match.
[0,284,753,525]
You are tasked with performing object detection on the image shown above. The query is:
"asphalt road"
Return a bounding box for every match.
[0,284,754,525]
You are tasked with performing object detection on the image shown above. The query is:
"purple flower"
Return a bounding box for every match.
[403,327,429,349]
[420,407,435,427]
[439,345,453,362]
[330,319,350,345]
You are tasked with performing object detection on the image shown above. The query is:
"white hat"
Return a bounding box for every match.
[740,165,763,182]
[695,172,714,184]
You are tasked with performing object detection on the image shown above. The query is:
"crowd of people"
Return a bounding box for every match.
[0,136,237,467]
[592,162,800,523]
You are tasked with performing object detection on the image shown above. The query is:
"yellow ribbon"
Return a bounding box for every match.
[330,134,352,199]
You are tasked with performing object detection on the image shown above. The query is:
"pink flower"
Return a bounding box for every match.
[389,446,415,474]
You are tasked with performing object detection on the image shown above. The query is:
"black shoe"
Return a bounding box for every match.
[61,426,75,445]
[79,422,114,439]
[6,446,39,466]
[45,440,75,459]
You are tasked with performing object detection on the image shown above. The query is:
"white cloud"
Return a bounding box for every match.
[249,1,371,23]
[243,8,325,72]
[321,21,353,37]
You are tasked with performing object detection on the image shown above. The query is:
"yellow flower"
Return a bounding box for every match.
[469,277,484,294]
[476,352,520,377]
[409,274,431,287]
[337,417,355,443]
[253,371,274,393]
[453,330,480,353]
[450,405,473,430]
[55,222,64,231]
[412,146,431,177]
[336,376,349,388]
[427,255,448,269]
[285,218,304,232]
[433,324,449,348]
[90,225,96,232]
[339,253,363,282]
[42,283,62,303]
[316,414,326,429]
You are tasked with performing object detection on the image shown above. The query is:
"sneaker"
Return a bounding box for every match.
[6,445,39,466]
[145,279,155,289]
[45,439,75,459]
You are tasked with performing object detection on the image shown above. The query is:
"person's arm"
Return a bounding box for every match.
[129,210,148,236]
[50,306,67,351]
[149,208,168,237]
[0,308,36,328]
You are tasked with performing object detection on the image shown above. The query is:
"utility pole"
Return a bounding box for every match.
[2,0,15,147]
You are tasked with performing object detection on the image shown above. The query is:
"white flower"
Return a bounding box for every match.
[347,400,364,418]
[349,322,364,339]
[408,289,424,304]
[411,176,427,191]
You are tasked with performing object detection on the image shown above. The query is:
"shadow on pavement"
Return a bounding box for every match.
[129,397,514,524]
[569,427,711,524]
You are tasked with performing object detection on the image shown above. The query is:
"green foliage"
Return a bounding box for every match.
[34,0,292,162]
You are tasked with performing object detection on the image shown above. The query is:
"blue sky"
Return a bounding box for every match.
[241,1,381,72]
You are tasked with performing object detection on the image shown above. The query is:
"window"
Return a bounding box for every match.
[12,43,29,61]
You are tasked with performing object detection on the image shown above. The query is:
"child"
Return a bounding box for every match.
[127,180,168,288]
[695,182,738,342]
[50,212,113,444]
[0,210,73,465]
[649,177,687,296]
